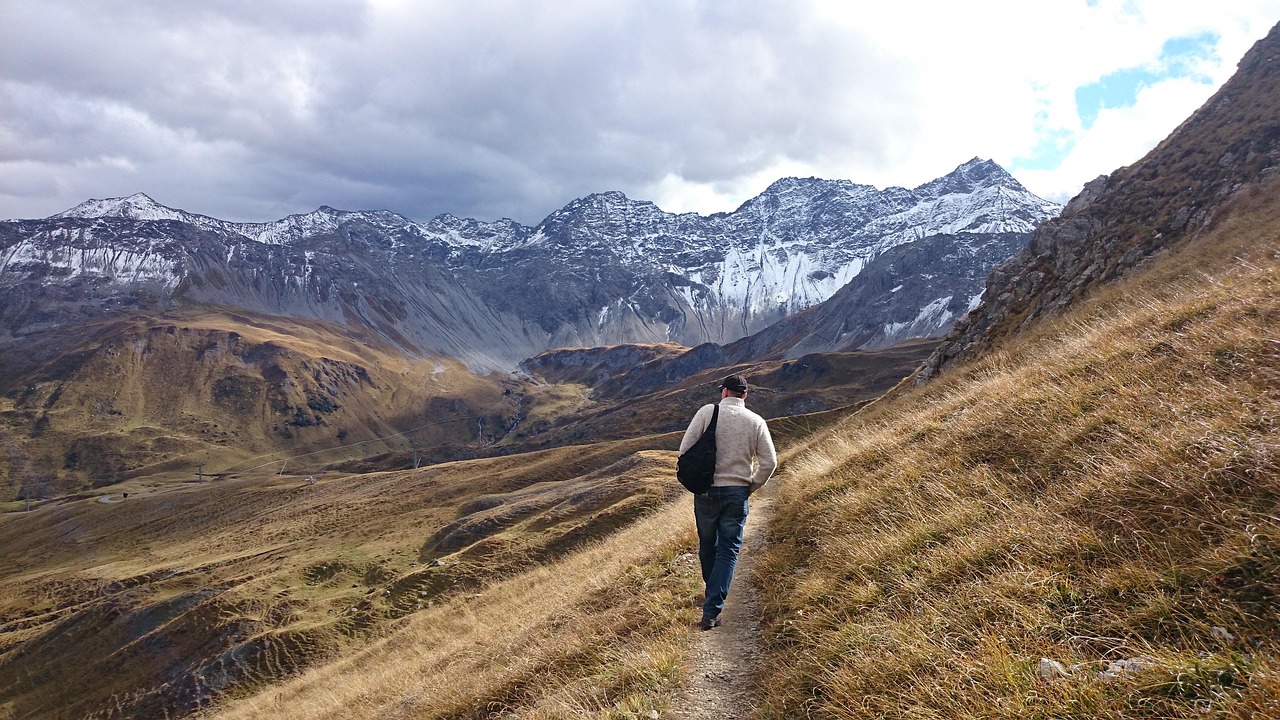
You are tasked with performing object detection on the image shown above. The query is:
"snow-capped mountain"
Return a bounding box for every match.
[56,193,197,223]
[456,158,1058,353]
[56,193,424,246]
[1,159,1059,369]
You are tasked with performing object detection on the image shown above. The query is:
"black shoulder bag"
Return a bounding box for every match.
[676,405,718,494]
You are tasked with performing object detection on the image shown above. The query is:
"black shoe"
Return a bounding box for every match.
[698,615,722,631]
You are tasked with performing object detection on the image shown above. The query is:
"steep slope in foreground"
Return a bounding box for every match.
[754,182,1279,718]
[922,21,1280,378]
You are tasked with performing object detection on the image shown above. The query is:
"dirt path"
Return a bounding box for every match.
[670,486,774,719]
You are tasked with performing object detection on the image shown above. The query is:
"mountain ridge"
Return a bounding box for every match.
[36,157,1030,229]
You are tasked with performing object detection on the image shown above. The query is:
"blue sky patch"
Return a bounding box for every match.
[1011,128,1078,174]
[1075,31,1218,129]
[1011,31,1219,186]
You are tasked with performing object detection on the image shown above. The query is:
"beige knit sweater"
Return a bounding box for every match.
[678,397,777,491]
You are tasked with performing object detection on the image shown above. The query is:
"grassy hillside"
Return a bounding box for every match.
[5,179,1272,720]
[753,181,1279,717]
[4,181,1271,716]
[206,500,700,720]
[0,309,527,497]
[0,434,699,718]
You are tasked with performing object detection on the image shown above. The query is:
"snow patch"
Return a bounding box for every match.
[966,291,984,312]
[882,296,955,340]
[1,236,181,289]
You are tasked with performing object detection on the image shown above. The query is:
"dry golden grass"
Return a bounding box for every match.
[206,500,700,720]
[0,435,697,719]
[754,183,1280,718]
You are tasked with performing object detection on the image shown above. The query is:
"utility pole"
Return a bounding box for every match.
[196,463,204,483]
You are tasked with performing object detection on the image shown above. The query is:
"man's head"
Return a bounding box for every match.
[718,374,748,399]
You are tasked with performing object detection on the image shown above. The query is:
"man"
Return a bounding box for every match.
[678,373,777,630]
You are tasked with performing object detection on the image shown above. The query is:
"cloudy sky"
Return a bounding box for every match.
[2,1,1278,224]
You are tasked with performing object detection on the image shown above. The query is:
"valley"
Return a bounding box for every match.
[0,301,935,718]
[0,300,936,500]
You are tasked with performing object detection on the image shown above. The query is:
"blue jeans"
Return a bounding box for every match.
[694,485,750,619]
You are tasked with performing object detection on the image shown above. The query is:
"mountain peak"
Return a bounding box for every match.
[574,190,648,209]
[546,190,659,222]
[957,156,999,171]
[915,158,1022,196]
[586,190,631,202]
[54,193,186,221]
[761,176,854,195]
[946,158,1010,182]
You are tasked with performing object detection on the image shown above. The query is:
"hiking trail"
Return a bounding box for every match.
[669,486,773,719]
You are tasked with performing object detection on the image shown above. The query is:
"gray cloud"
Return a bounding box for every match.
[3,0,926,223]
[15,1,1263,225]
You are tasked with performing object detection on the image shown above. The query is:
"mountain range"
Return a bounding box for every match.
[1,158,1058,372]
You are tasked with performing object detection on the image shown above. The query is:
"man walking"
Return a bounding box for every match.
[679,373,777,630]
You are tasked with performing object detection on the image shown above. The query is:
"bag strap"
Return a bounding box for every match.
[707,404,719,434]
